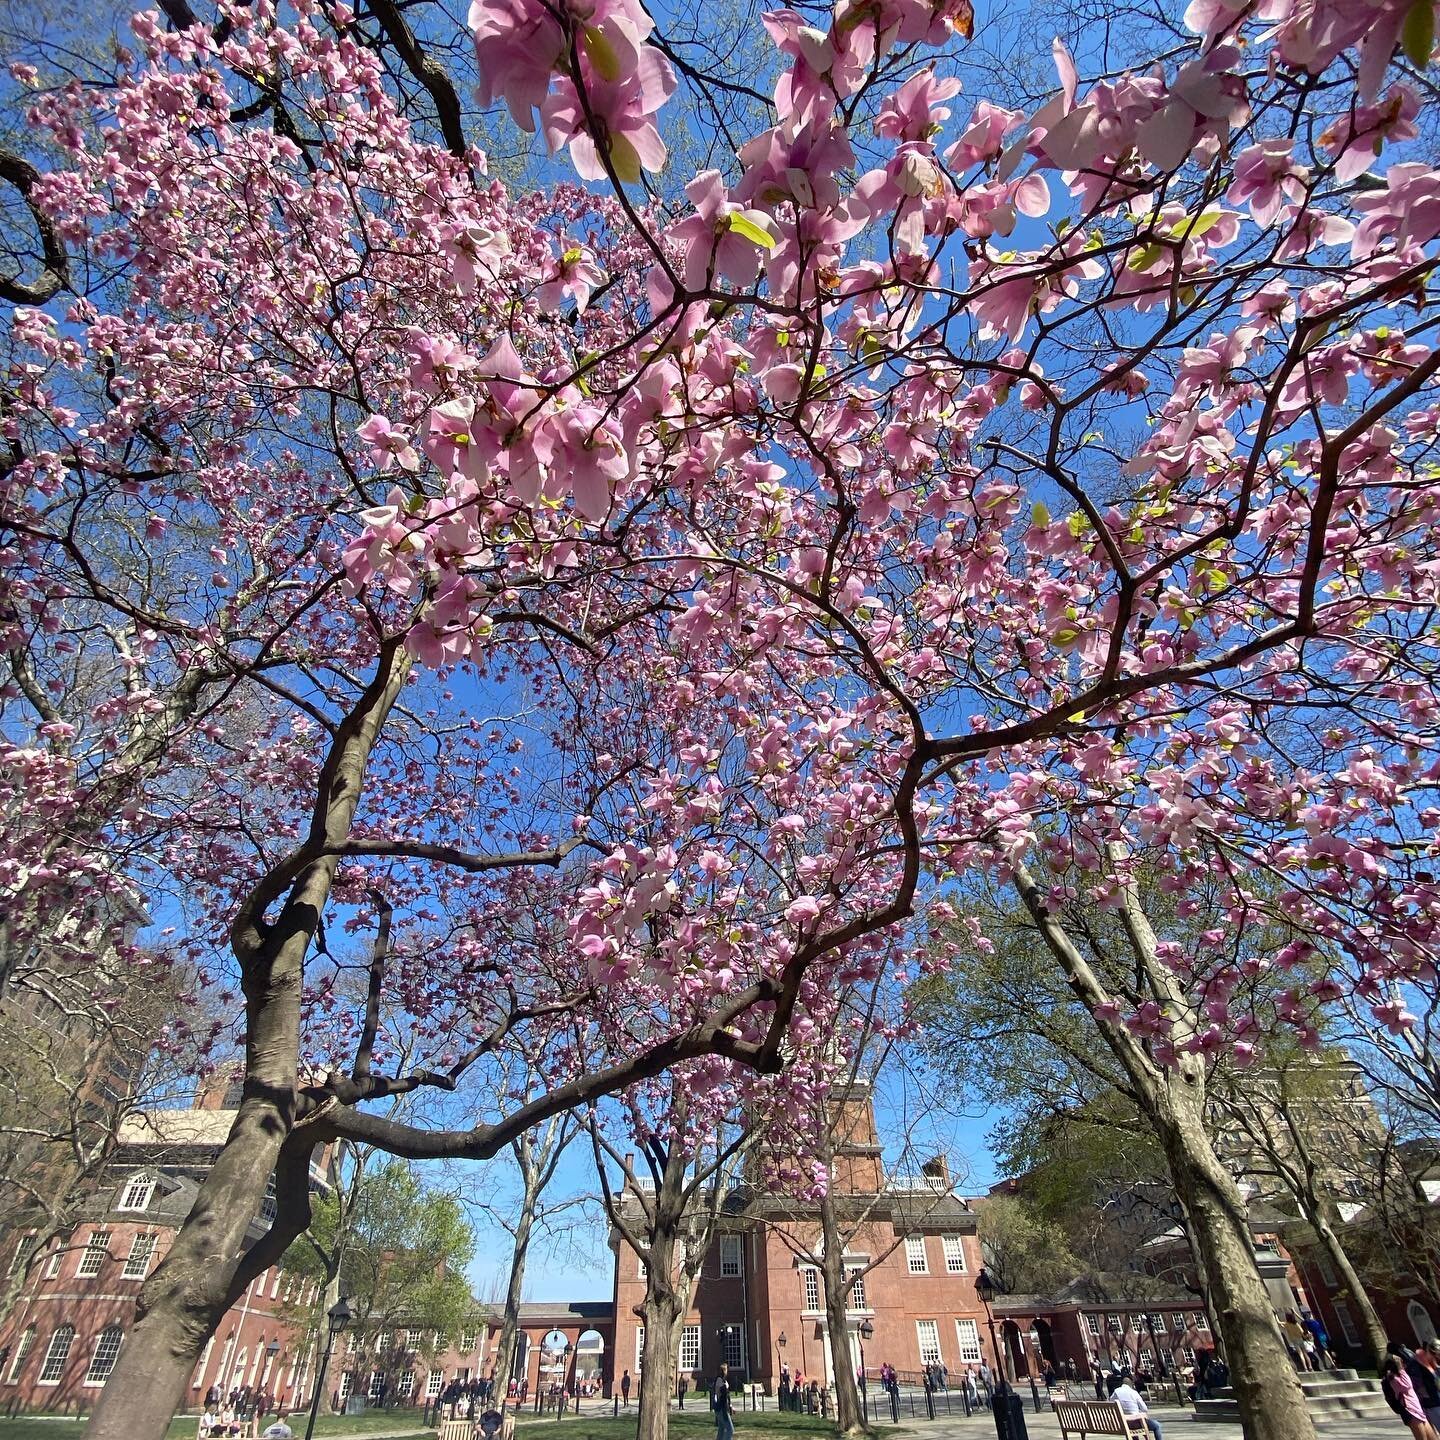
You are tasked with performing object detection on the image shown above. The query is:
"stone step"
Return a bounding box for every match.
[1300,1379,1382,1399]
[1191,1381,1391,1427]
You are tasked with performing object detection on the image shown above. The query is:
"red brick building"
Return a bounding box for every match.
[609,1086,1000,1395]
[0,1083,334,1415]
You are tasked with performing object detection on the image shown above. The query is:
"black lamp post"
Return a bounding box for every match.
[975,1270,1011,1396]
[858,1318,874,1422]
[264,1340,280,1412]
[304,1296,352,1440]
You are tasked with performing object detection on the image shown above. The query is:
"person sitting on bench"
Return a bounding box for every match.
[1110,1379,1161,1438]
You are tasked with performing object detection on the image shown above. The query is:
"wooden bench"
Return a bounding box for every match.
[436,1414,514,1440]
[1054,1398,1149,1437]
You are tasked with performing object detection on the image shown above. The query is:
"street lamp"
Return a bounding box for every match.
[304,1296,352,1440]
[264,1340,280,1408]
[975,1270,1011,1398]
[857,1318,874,1422]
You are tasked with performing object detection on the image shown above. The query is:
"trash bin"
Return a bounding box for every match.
[990,1389,1028,1440]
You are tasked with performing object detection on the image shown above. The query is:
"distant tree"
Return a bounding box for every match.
[280,1160,475,1399]
[975,1194,1081,1298]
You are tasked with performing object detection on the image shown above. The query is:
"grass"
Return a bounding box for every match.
[513,1411,836,1440]
[0,1403,834,1440]
[0,1411,432,1440]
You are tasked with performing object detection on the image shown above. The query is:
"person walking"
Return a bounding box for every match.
[712,1362,734,1440]
[621,1370,631,1408]
[1415,1342,1440,1429]
[977,1360,993,1404]
[1384,1353,1440,1438]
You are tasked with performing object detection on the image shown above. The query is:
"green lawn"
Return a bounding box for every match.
[513,1412,835,1440]
[0,1412,431,1440]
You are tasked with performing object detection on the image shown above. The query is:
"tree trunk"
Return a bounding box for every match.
[85,644,409,1440]
[490,1195,535,1404]
[819,1187,866,1436]
[1152,1094,1315,1440]
[1308,1211,1388,1369]
[635,1230,681,1440]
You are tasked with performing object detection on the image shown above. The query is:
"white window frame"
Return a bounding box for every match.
[636,1254,647,1280]
[123,1232,157,1280]
[1106,1315,1123,1335]
[427,1371,444,1398]
[1086,1315,1101,1337]
[802,1267,821,1313]
[942,1235,967,1274]
[457,1330,474,1352]
[1150,1313,1167,1334]
[721,1326,745,1370]
[955,1320,982,1363]
[193,1336,215,1390]
[916,1320,942,1367]
[846,1265,868,1310]
[399,1368,414,1399]
[44,1249,62,1279]
[635,1326,645,1375]
[680,1325,701,1371]
[905,1235,929,1274]
[1171,1314,1189,1333]
[76,1232,110,1278]
[84,1325,124,1387]
[117,1175,155,1212]
[38,1325,75,1385]
[368,1370,385,1404]
[720,1234,743,1278]
[7,1326,36,1382]
[1333,1301,1361,1346]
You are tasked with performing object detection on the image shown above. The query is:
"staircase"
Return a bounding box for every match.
[1191,1367,1392,1426]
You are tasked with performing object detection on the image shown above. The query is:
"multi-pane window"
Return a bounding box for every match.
[905,1236,929,1274]
[77,1233,110,1278]
[337,1372,352,1407]
[1333,1302,1361,1346]
[7,1234,33,1276]
[802,1268,821,1312]
[376,1331,391,1353]
[635,1326,646,1374]
[720,1235,743,1277]
[7,1327,36,1382]
[955,1320,982,1363]
[399,1370,414,1399]
[916,1320,941,1366]
[1195,1313,1210,1331]
[44,1249,62,1279]
[427,1371,444,1398]
[1106,1315,1123,1335]
[1149,1314,1167,1334]
[458,1330,475,1352]
[1171,1314,1189,1333]
[680,1325,701,1371]
[193,1336,215,1390]
[1086,1315,1101,1337]
[123,1233,157,1280]
[721,1327,745,1369]
[84,1326,124,1386]
[942,1235,967,1274]
[118,1176,155,1211]
[39,1325,75,1384]
[368,1371,385,1403]
[637,1255,647,1280]
[847,1266,868,1310]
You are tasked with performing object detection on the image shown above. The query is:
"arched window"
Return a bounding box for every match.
[85,1325,124,1386]
[39,1325,75,1384]
[1410,1301,1438,1345]
[6,1326,36,1383]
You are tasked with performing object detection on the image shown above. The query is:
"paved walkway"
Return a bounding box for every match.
[887,1406,1394,1438]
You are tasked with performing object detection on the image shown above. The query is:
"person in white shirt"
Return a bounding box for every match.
[1110,1380,1163,1439]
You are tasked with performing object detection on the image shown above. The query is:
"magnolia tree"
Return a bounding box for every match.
[2,0,1439,1436]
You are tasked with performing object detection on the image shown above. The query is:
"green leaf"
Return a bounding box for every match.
[1031,501,1051,527]
[726,211,776,249]
[1052,627,1079,646]
[582,25,623,81]
[1126,242,1165,273]
[1402,0,1435,67]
